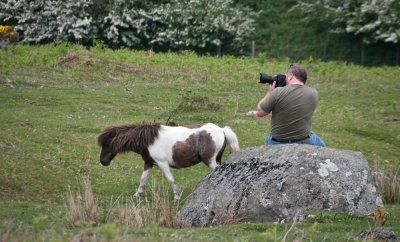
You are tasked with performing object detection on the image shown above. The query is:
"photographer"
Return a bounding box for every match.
[255,64,325,147]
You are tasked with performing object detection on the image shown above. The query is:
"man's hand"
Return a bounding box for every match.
[246,110,257,116]
[268,81,276,92]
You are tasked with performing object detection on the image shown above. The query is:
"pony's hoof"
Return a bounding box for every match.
[174,189,183,201]
[134,191,144,198]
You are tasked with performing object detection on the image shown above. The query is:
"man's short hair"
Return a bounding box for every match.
[287,64,307,84]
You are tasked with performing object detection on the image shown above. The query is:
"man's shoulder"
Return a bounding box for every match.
[273,84,317,97]
[281,84,312,92]
[292,84,317,93]
[303,84,316,90]
[303,85,318,94]
[282,85,318,98]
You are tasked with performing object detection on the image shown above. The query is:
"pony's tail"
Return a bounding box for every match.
[223,126,240,153]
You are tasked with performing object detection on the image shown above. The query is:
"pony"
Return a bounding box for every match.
[97,122,240,200]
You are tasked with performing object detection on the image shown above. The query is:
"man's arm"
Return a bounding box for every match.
[255,81,276,117]
[256,94,269,117]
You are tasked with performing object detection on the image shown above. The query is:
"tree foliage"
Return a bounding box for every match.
[100,0,257,53]
[0,0,95,44]
[234,0,327,59]
[0,0,257,54]
[232,0,399,65]
[295,0,400,44]
[100,0,144,48]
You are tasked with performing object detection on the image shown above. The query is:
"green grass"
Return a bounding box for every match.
[0,43,399,241]
[0,199,399,241]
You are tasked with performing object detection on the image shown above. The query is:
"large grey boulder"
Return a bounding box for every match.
[178,144,384,227]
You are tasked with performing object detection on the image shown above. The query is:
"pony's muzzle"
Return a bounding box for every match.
[99,147,115,166]
[100,159,111,166]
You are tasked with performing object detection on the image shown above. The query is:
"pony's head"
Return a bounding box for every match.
[97,124,161,166]
[97,126,118,166]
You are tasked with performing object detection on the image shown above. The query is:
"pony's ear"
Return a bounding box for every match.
[97,127,117,146]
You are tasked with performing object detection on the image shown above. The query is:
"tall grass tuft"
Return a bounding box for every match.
[67,189,83,227]
[106,180,180,228]
[67,176,98,227]
[67,177,180,228]
[148,180,179,228]
[83,176,97,222]
[373,160,400,204]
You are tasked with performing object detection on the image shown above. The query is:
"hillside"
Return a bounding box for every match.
[0,43,399,240]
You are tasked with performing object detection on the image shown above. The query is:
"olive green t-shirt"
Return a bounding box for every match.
[260,84,318,140]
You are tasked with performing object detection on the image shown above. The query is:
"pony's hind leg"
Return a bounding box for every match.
[134,163,152,197]
[156,161,182,200]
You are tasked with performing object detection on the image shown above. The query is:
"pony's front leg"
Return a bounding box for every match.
[156,161,182,200]
[134,163,152,197]
[208,160,219,170]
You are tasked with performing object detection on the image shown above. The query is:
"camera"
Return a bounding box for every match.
[259,73,286,87]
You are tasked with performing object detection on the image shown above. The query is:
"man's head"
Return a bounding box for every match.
[285,64,307,84]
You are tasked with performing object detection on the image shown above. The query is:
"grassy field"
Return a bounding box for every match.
[0,43,399,241]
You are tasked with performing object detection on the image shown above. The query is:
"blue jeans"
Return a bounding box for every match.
[266,132,326,147]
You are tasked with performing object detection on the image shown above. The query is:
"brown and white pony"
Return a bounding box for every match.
[97,122,240,200]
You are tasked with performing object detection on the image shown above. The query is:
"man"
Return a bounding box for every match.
[255,64,325,147]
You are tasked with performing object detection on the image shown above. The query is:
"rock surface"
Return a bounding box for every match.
[356,228,399,242]
[178,144,384,227]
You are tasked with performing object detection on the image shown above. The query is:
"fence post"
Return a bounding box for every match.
[360,41,365,65]
[251,40,256,58]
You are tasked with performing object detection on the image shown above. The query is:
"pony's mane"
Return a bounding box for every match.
[97,123,161,153]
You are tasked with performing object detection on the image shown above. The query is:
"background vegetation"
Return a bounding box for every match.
[1,0,399,65]
[235,0,400,66]
[0,43,399,240]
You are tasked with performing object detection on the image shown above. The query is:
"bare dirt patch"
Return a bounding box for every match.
[54,51,145,74]
[174,91,220,113]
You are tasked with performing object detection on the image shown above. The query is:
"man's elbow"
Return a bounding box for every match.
[255,108,268,117]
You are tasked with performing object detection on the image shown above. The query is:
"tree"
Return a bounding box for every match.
[233,0,332,60]
[295,0,400,65]
[100,0,144,49]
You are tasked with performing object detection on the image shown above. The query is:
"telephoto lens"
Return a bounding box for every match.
[259,73,286,87]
